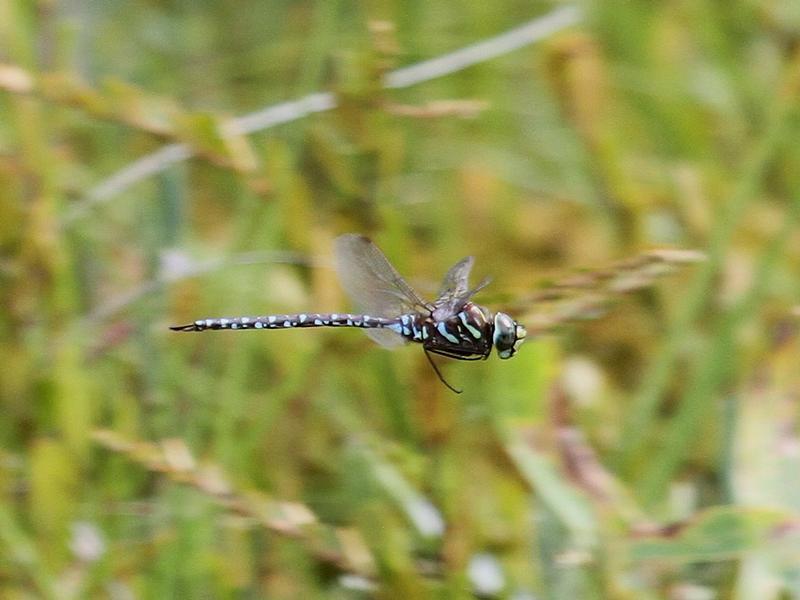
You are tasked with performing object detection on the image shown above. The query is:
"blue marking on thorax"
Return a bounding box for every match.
[458,312,482,338]
[436,322,459,344]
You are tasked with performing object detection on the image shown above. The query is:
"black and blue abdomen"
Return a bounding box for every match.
[171,312,395,332]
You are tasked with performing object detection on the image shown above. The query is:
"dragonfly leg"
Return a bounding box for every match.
[424,349,462,394]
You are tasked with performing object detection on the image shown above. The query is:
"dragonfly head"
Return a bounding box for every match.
[493,312,527,359]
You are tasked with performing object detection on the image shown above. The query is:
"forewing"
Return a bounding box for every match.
[334,234,428,348]
[334,234,429,316]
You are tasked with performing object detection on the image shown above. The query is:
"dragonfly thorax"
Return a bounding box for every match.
[383,303,487,359]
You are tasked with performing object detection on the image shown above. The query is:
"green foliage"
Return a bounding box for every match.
[1,0,799,597]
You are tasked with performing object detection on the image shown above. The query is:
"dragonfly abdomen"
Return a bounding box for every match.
[391,313,431,342]
[170,313,397,332]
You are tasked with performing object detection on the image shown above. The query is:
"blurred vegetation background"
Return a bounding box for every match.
[2,1,800,597]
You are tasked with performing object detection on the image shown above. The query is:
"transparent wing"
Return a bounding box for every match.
[334,234,430,348]
[364,327,408,348]
[437,256,474,300]
[432,255,492,320]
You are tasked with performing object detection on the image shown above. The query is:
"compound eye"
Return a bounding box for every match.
[493,313,519,358]
[497,329,514,345]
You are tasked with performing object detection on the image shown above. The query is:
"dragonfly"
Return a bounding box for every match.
[170,234,527,392]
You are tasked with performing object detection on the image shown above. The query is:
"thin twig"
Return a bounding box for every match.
[66,6,581,225]
[84,249,321,324]
[92,429,376,576]
[514,248,706,334]
[384,6,580,89]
